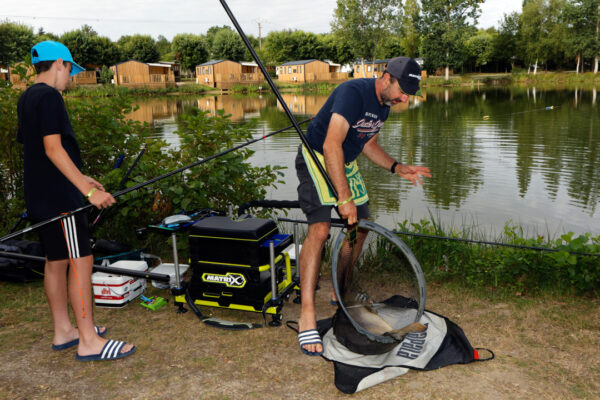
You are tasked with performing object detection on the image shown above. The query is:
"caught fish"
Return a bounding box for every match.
[346,303,426,341]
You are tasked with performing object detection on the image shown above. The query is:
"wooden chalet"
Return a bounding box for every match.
[8,62,35,89]
[353,59,389,78]
[276,59,348,83]
[110,60,176,88]
[195,60,265,90]
[0,65,8,81]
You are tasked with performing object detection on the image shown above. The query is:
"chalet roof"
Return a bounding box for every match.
[240,61,258,67]
[324,59,341,67]
[147,63,171,68]
[353,59,390,65]
[198,59,235,66]
[280,59,324,66]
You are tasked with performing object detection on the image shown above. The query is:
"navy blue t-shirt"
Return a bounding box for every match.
[17,83,84,220]
[305,78,390,163]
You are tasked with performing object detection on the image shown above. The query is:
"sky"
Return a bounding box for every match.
[2,0,523,41]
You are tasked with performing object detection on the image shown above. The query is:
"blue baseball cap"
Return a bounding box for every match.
[31,41,85,76]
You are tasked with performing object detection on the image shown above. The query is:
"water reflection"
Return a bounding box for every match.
[130,86,599,235]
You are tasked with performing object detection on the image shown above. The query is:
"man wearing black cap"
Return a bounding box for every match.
[294,57,431,356]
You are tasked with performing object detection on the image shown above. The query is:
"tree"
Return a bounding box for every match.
[0,21,36,65]
[419,0,483,80]
[319,33,354,65]
[61,25,102,67]
[61,26,120,67]
[211,28,247,61]
[156,35,173,60]
[36,27,59,43]
[400,0,421,58]
[521,0,566,74]
[264,30,300,63]
[205,25,232,54]
[331,0,402,77]
[563,0,600,73]
[493,12,522,71]
[172,34,208,72]
[465,30,496,71]
[118,34,159,63]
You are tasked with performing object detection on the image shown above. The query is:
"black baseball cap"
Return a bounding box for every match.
[385,57,422,96]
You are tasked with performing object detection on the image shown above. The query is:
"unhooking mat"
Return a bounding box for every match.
[315,296,494,394]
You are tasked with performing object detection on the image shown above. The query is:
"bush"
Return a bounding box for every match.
[1,86,283,258]
[385,219,600,296]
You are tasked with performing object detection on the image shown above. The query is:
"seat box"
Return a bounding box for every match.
[189,216,288,267]
[92,260,147,307]
[187,256,287,311]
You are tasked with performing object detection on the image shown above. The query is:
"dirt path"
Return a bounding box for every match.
[0,278,598,399]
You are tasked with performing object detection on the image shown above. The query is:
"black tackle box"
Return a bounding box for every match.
[188,216,291,267]
[188,256,287,311]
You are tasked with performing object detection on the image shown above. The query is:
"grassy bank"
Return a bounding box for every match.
[64,83,215,97]
[0,276,597,399]
[421,71,600,88]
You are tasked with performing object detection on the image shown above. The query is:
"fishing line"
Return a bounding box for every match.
[0,118,311,243]
[482,105,558,120]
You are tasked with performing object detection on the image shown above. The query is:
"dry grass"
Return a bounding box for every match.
[0,276,598,400]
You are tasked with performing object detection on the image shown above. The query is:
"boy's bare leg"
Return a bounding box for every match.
[44,259,78,346]
[298,222,330,354]
[68,255,133,356]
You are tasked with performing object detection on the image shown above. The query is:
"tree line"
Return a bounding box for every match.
[1,0,598,79]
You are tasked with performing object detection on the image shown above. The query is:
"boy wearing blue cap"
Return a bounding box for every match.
[17,41,135,361]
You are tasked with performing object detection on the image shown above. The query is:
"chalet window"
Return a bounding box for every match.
[357,66,360,73]
[293,68,296,73]
[367,66,371,72]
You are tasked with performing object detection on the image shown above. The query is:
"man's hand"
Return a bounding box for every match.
[339,200,357,225]
[395,164,432,186]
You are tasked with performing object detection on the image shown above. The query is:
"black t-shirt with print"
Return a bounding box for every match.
[17,83,83,220]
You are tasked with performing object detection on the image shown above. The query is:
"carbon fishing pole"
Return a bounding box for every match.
[0,118,312,243]
[276,217,600,257]
[219,0,340,202]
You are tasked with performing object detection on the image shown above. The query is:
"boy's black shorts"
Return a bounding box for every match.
[37,213,92,261]
[295,145,370,225]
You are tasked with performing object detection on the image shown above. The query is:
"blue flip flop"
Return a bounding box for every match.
[75,339,136,362]
[51,326,108,351]
[330,299,339,306]
[298,329,323,356]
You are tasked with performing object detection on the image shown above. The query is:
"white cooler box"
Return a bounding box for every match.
[92,260,147,307]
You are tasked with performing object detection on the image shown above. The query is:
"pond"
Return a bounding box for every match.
[132,86,599,237]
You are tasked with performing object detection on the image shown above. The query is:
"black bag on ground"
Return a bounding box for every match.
[0,239,45,281]
[320,296,494,394]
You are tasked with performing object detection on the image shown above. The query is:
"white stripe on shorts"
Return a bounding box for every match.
[63,215,80,258]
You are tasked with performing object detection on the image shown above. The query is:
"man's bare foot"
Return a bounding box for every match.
[298,313,322,354]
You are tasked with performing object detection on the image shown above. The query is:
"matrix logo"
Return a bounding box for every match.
[202,272,246,288]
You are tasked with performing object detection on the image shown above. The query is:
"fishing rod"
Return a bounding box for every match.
[277,217,600,257]
[219,0,339,202]
[392,229,600,257]
[0,118,312,243]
